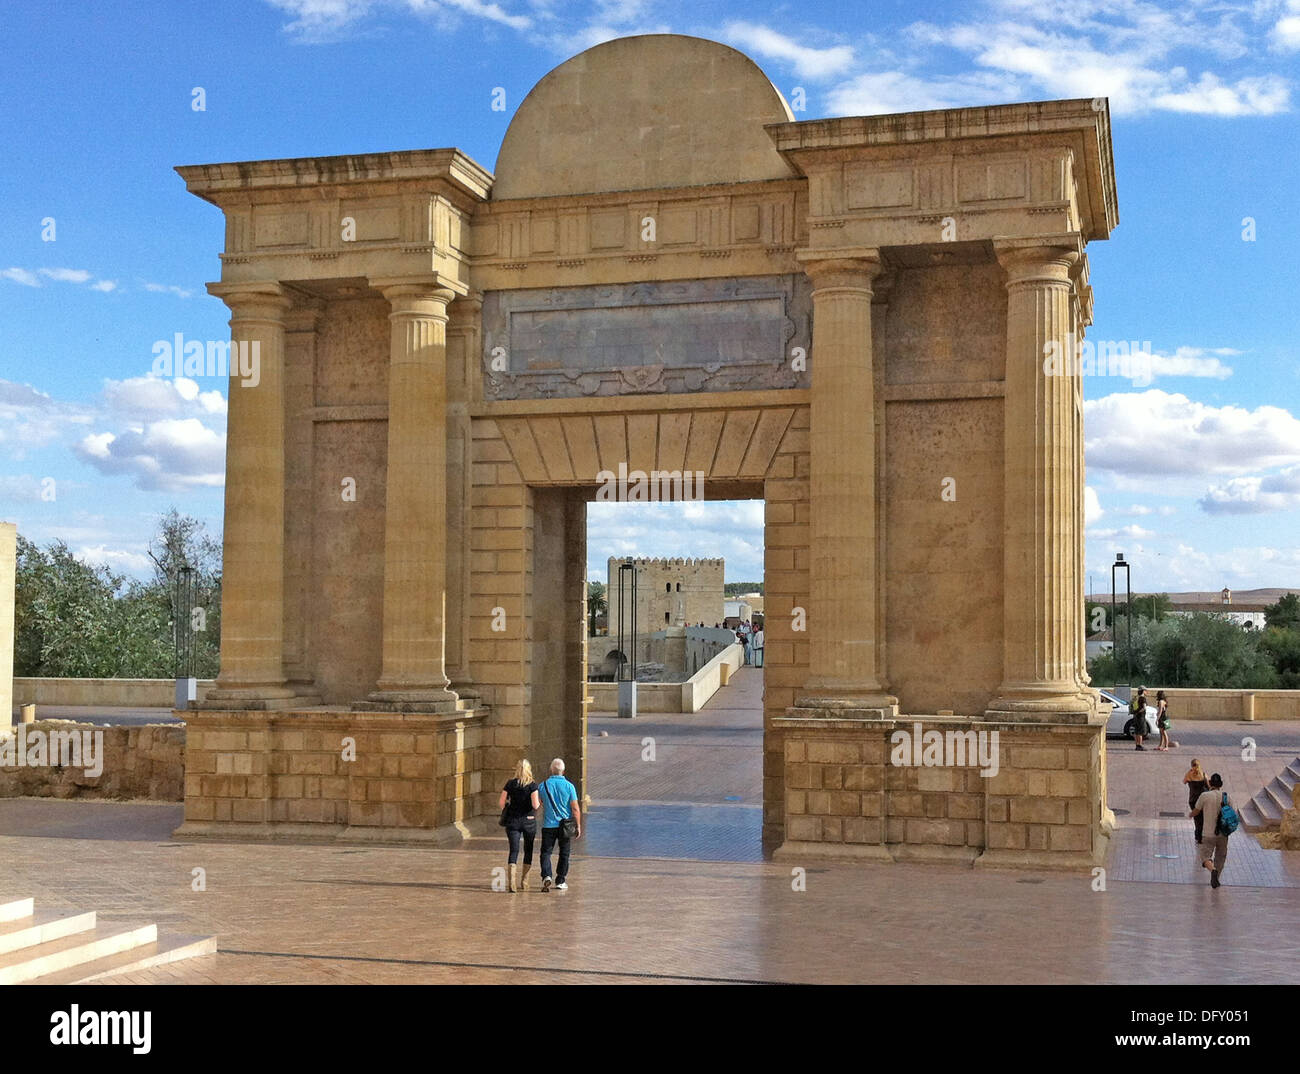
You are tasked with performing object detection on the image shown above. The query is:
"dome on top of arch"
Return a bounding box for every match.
[492,35,796,200]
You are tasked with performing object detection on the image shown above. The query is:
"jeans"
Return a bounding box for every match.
[540,826,572,883]
[505,819,535,865]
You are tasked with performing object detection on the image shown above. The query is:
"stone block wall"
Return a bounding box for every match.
[178,711,485,841]
[0,722,185,801]
[776,714,1109,868]
[761,406,812,848]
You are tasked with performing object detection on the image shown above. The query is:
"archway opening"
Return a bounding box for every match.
[580,497,766,863]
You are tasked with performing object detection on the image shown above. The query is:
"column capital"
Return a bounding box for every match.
[993,236,1083,288]
[371,275,461,316]
[207,281,293,319]
[797,250,886,292]
[283,295,325,335]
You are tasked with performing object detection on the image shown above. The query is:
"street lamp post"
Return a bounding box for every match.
[616,558,638,718]
[173,564,197,710]
[1111,553,1133,696]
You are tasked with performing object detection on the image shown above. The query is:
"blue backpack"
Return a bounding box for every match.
[1216,793,1239,837]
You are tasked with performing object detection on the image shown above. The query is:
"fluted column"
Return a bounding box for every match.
[204,282,294,705]
[444,295,481,698]
[367,279,459,707]
[989,240,1092,715]
[797,254,896,713]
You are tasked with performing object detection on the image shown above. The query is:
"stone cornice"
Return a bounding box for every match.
[176,148,494,210]
[767,98,1118,243]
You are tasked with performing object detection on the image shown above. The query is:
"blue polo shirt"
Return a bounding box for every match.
[539,775,578,827]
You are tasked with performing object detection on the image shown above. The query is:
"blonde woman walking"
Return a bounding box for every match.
[498,759,540,893]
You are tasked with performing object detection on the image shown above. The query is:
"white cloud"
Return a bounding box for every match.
[903,9,1291,116]
[74,418,226,493]
[1085,485,1104,523]
[1088,523,1156,538]
[434,0,530,30]
[1273,0,1300,51]
[101,375,213,421]
[827,69,1021,114]
[1146,346,1236,381]
[143,282,194,298]
[268,0,531,40]
[721,22,855,79]
[75,544,154,574]
[1199,464,1300,514]
[1150,72,1289,116]
[0,474,53,503]
[267,0,374,40]
[2,267,119,293]
[1084,390,1300,476]
[0,379,94,456]
[0,373,228,488]
[38,268,91,283]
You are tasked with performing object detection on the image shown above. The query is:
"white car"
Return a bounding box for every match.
[1099,690,1159,738]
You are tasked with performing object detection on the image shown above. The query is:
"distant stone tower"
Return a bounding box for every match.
[606,557,725,638]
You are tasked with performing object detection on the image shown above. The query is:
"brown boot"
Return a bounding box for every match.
[508,863,518,893]
[520,864,531,891]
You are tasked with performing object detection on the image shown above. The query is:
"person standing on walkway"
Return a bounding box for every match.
[498,759,540,892]
[539,758,581,892]
[1183,759,1210,844]
[1130,686,1149,750]
[752,625,764,668]
[737,627,750,665]
[1155,690,1171,751]
[1190,773,1231,888]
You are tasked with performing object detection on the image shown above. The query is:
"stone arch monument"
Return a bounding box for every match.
[176,34,1119,867]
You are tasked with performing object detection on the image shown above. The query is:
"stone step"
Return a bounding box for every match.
[0,908,97,956]
[1263,778,1292,815]
[32,933,218,984]
[0,898,34,923]
[0,921,157,985]
[1242,756,1299,832]
[1240,800,1269,833]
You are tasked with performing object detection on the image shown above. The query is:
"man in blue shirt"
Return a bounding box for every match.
[538,758,581,891]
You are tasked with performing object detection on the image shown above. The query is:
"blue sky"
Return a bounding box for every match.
[1,0,1298,593]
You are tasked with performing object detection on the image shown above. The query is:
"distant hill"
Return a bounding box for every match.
[1150,588,1300,605]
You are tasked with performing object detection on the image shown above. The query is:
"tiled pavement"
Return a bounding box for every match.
[580,665,765,863]
[1,669,1297,984]
[1107,729,1300,888]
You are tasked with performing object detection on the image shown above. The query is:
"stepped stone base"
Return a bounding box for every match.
[177,707,487,842]
[771,709,1111,869]
[1241,757,1299,850]
[0,897,214,984]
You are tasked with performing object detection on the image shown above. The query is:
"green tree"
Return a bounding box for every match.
[1258,627,1300,689]
[587,580,607,635]
[1264,593,1300,630]
[14,536,124,676]
[145,509,223,678]
[1086,612,1278,689]
[13,511,223,679]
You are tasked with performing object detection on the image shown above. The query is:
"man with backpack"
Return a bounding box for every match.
[1190,772,1236,888]
[538,758,581,892]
